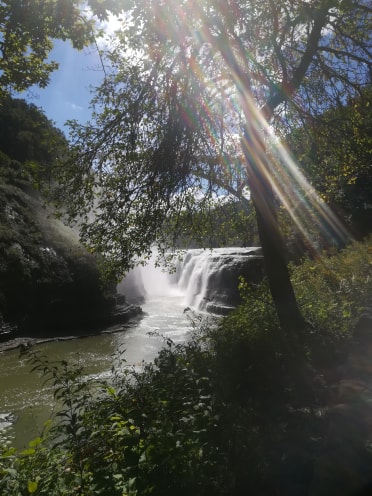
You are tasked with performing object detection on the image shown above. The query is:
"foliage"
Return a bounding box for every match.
[0,159,115,332]
[170,197,257,248]
[286,87,372,238]
[2,237,372,495]
[53,0,372,283]
[0,99,115,335]
[0,97,68,188]
[291,237,372,364]
[0,341,221,496]
[0,0,125,97]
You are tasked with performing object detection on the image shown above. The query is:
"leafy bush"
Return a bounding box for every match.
[0,313,317,495]
[0,342,223,496]
[291,236,372,365]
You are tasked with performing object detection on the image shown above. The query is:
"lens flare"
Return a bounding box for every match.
[159,1,354,254]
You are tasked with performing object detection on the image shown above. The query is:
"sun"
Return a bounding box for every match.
[101,13,123,36]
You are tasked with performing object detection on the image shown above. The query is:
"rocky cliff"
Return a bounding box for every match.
[0,155,140,342]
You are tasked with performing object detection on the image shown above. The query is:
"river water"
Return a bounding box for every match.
[0,290,191,448]
[0,247,257,448]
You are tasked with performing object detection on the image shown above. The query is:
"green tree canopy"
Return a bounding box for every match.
[0,97,68,182]
[0,0,125,97]
[55,0,371,331]
[286,86,372,238]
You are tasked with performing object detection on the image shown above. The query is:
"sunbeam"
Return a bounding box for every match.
[161,0,355,255]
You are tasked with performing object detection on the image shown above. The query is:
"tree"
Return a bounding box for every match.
[0,0,124,97]
[56,0,372,334]
[0,96,68,186]
[286,86,372,239]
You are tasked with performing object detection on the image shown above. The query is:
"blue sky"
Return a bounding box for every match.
[24,40,106,135]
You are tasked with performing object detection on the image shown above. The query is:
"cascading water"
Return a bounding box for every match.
[114,258,190,365]
[118,256,182,304]
[177,250,211,309]
[177,247,263,313]
[120,247,263,314]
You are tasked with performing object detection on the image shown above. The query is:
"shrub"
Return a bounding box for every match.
[291,236,372,365]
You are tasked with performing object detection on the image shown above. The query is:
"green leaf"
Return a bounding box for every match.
[28,480,38,493]
[107,386,117,396]
[21,448,35,456]
[28,437,42,448]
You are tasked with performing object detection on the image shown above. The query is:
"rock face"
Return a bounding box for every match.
[0,98,142,342]
[0,169,141,342]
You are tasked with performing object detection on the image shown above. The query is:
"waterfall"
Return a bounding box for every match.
[0,246,263,446]
[119,247,263,314]
[177,250,219,309]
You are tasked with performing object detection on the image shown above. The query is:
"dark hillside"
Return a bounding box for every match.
[0,98,122,341]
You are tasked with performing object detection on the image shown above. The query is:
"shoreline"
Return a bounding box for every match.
[0,305,144,354]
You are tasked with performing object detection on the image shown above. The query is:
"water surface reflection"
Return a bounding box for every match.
[0,294,190,447]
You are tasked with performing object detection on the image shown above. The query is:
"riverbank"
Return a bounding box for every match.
[0,293,192,448]
[0,303,144,353]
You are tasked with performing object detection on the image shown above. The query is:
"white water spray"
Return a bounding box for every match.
[119,247,262,312]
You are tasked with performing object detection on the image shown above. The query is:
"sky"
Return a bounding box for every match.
[24,39,108,136]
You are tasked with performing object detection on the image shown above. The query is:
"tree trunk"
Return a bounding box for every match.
[207,2,330,336]
[253,186,305,335]
[242,124,305,337]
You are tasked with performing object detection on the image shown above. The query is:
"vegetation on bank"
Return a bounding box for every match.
[1,236,372,495]
[0,98,117,338]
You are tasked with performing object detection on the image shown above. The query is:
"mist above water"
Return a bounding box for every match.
[118,258,181,304]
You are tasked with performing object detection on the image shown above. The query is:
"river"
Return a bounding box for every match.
[0,290,191,448]
[0,247,260,448]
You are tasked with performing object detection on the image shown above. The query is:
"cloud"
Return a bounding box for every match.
[66,102,84,111]
[83,6,124,49]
